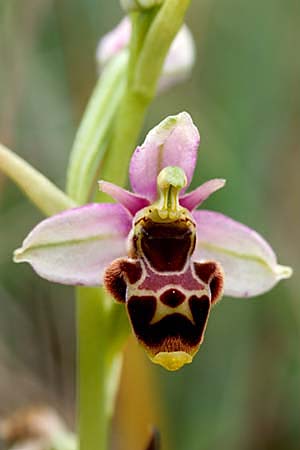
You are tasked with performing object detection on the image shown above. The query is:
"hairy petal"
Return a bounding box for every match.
[14,204,132,286]
[130,112,200,200]
[193,210,292,297]
[180,179,226,211]
[98,180,150,216]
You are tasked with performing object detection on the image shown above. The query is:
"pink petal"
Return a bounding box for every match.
[158,25,195,93]
[180,179,226,211]
[193,210,292,298]
[14,204,132,286]
[98,180,150,216]
[129,112,200,201]
[96,17,131,68]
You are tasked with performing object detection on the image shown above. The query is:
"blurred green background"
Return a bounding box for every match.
[0,1,299,449]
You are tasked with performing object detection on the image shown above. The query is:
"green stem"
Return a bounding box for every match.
[134,0,191,97]
[127,11,157,85]
[96,0,191,199]
[66,52,128,203]
[0,143,75,215]
[77,287,108,450]
[70,54,130,450]
[77,287,127,450]
[96,89,149,198]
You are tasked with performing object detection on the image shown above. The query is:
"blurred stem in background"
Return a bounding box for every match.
[0,0,51,146]
[116,338,167,450]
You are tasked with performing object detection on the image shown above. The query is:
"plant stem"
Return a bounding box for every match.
[134,0,191,97]
[97,0,191,198]
[77,287,126,450]
[66,52,128,203]
[77,288,107,450]
[96,88,149,196]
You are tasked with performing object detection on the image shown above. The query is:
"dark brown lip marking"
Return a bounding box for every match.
[193,262,224,304]
[127,295,157,326]
[140,220,195,272]
[189,295,210,331]
[160,288,186,307]
[193,262,217,284]
[127,294,210,354]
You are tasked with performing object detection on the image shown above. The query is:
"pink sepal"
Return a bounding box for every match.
[193,210,292,297]
[98,180,150,216]
[180,179,226,211]
[14,203,131,286]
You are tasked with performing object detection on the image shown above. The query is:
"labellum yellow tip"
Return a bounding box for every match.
[151,351,193,371]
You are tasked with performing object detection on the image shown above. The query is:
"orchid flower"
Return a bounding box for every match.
[96,18,195,93]
[14,112,292,371]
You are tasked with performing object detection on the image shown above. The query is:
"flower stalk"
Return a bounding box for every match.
[77,287,125,450]
[66,51,128,203]
[97,0,191,196]
[134,0,191,97]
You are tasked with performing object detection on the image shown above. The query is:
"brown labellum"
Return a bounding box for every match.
[104,200,224,370]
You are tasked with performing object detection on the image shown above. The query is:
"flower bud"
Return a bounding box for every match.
[97,18,131,67]
[120,0,164,12]
[96,18,195,93]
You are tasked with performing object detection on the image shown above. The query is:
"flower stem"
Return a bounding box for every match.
[77,288,106,450]
[134,0,191,97]
[77,287,127,450]
[96,0,191,197]
[66,52,128,204]
[96,88,149,195]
